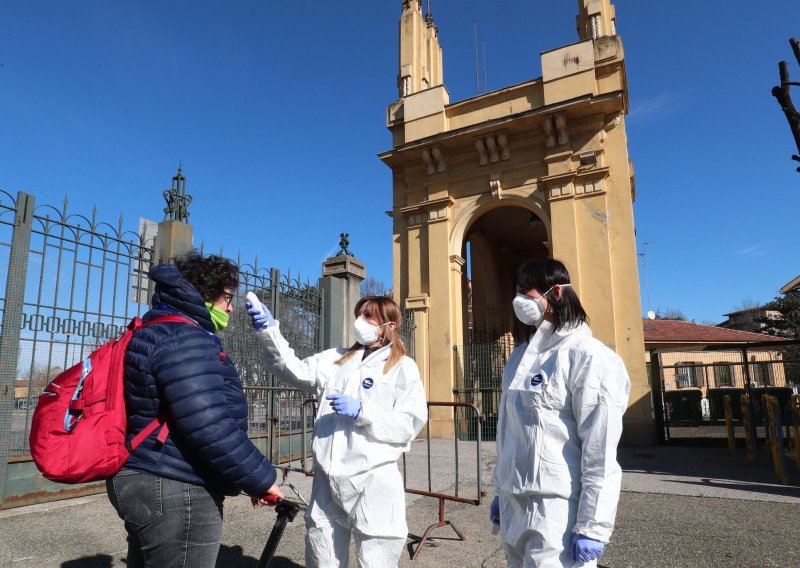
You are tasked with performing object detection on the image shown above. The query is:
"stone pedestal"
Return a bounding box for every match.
[320,255,366,349]
[156,220,193,264]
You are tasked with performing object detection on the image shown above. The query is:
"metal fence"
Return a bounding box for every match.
[1,192,156,459]
[649,341,800,444]
[219,260,324,468]
[401,401,484,560]
[242,386,315,472]
[0,190,327,508]
[453,333,519,441]
[400,308,416,360]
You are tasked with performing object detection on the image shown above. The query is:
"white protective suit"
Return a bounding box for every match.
[256,324,428,567]
[492,320,631,568]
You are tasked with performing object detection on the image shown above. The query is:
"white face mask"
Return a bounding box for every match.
[512,284,571,326]
[353,315,389,346]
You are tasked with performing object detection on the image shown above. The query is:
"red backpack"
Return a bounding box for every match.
[29,314,195,484]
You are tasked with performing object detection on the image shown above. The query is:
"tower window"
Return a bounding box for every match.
[402,75,411,96]
[590,14,602,39]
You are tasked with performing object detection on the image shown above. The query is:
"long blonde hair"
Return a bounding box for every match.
[335,296,406,373]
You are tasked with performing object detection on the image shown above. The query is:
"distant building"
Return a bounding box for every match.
[718,306,782,334]
[642,318,792,393]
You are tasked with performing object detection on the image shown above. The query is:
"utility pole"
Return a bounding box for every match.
[482,38,487,93]
[473,20,479,96]
[771,38,800,173]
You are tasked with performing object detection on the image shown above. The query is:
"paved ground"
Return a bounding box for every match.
[1,441,799,567]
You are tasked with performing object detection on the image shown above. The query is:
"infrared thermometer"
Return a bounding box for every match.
[245,291,264,314]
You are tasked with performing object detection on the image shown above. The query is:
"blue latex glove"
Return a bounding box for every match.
[489,495,500,525]
[325,394,362,419]
[571,534,605,563]
[246,301,276,331]
[489,496,500,524]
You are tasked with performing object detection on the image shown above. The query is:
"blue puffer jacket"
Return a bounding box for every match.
[122,263,276,496]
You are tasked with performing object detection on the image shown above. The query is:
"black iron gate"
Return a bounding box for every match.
[453,331,520,441]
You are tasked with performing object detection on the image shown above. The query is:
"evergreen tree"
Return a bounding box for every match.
[759,290,800,338]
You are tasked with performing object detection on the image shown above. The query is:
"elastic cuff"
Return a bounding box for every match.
[251,466,278,497]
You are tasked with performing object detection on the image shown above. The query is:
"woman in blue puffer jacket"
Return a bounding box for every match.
[106,251,282,568]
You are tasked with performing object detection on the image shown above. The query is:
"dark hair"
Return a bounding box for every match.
[174,250,239,303]
[516,258,588,331]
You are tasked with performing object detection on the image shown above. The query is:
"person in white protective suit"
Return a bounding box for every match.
[490,259,631,568]
[247,295,428,568]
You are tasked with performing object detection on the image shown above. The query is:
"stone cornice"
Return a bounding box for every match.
[396,196,455,216]
[379,91,625,166]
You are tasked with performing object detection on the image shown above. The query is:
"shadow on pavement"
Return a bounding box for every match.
[619,447,799,482]
[217,544,302,568]
[61,554,114,567]
[665,477,800,498]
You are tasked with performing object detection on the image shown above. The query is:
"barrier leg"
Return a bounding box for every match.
[410,497,466,560]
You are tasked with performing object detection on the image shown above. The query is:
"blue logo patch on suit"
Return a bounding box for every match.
[362,378,374,389]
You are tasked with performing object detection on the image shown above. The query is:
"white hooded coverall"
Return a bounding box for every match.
[493,320,631,568]
[257,325,428,567]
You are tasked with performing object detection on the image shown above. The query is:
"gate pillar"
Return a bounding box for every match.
[320,254,365,349]
[0,192,35,504]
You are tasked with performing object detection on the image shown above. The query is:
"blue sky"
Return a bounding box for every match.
[1,0,798,325]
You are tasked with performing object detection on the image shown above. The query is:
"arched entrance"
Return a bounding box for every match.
[463,205,549,342]
[455,204,550,440]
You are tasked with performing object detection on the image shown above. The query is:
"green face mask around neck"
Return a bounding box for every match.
[204,302,230,333]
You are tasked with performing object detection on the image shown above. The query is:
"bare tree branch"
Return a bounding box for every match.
[772,37,800,172]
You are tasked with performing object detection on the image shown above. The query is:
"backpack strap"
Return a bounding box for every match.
[126,416,168,452]
[126,313,199,452]
[151,303,224,349]
[144,314,199,328]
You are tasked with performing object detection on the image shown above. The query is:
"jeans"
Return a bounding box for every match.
[106,468,224,568]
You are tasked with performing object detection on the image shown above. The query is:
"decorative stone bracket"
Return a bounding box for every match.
[543,112,570,148]
[422,144,447,175]
[474,130,510,166]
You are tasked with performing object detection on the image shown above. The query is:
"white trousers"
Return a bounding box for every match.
[304,468,407,567]
[499,494,597,568]
[305,519,406,568]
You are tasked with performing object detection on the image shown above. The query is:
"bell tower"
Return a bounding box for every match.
[382,1,652,444]
[398,0,443,97]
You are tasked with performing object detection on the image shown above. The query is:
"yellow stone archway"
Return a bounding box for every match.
[381,0,652,444]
